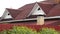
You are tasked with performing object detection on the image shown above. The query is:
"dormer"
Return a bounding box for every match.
[28,3,46,17]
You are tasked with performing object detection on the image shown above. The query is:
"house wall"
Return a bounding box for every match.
[4,11,12,19]
[32,3,45,15]
[1,9,12,19]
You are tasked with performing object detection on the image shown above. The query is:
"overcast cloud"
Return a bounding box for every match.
[0,0,44,17]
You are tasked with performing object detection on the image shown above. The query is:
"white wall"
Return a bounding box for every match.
[32,3,45,15]
[4,11,12,19]
[2,10,12,19]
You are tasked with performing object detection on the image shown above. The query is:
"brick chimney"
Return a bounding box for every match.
[37,16,44,25]
[46,0,60,4]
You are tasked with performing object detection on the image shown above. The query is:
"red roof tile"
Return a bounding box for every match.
[15,3,35,20]
[16,1,56,19]
[47,20,60,25]
[47,4,60,17]
[45,21,57,25]
[38,1,56,14]
[44,19,60,25]
[5,1,58,20]
[19,3,35,10]
[6,8,22,19]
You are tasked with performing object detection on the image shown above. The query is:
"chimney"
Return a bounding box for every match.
[37,16,44,25]
[46,0,60,4]
[54,0,60,3]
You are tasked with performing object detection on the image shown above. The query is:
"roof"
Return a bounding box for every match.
[0,0,60,25]
[46,20,60,25]
[47,4,60,17]
[45,20,58,25]
[38,1,56,14]
[19,3,35,10]
[0,18,60,25]
[1,17,60,23]
[3,1,59,20]
[16,1,57,19]
[6,8,22,19]
[15,3,35,20]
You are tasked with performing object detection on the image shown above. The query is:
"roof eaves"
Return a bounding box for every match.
[1,16,60,23]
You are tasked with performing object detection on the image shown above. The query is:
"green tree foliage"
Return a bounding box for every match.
[38,28,59,34]
[0,26,37,34]
[0,26,60,34]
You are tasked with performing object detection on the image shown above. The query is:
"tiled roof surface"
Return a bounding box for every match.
[0,0,60,26]
[44,19,60,25]
[38,1,56,14]
[6,8,22,19]
[6,1,59,19]
[46,20,60,25]
[47,4,60,17]
[15,3,35,19]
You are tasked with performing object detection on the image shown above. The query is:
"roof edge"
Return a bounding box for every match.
[0,16,60,23]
